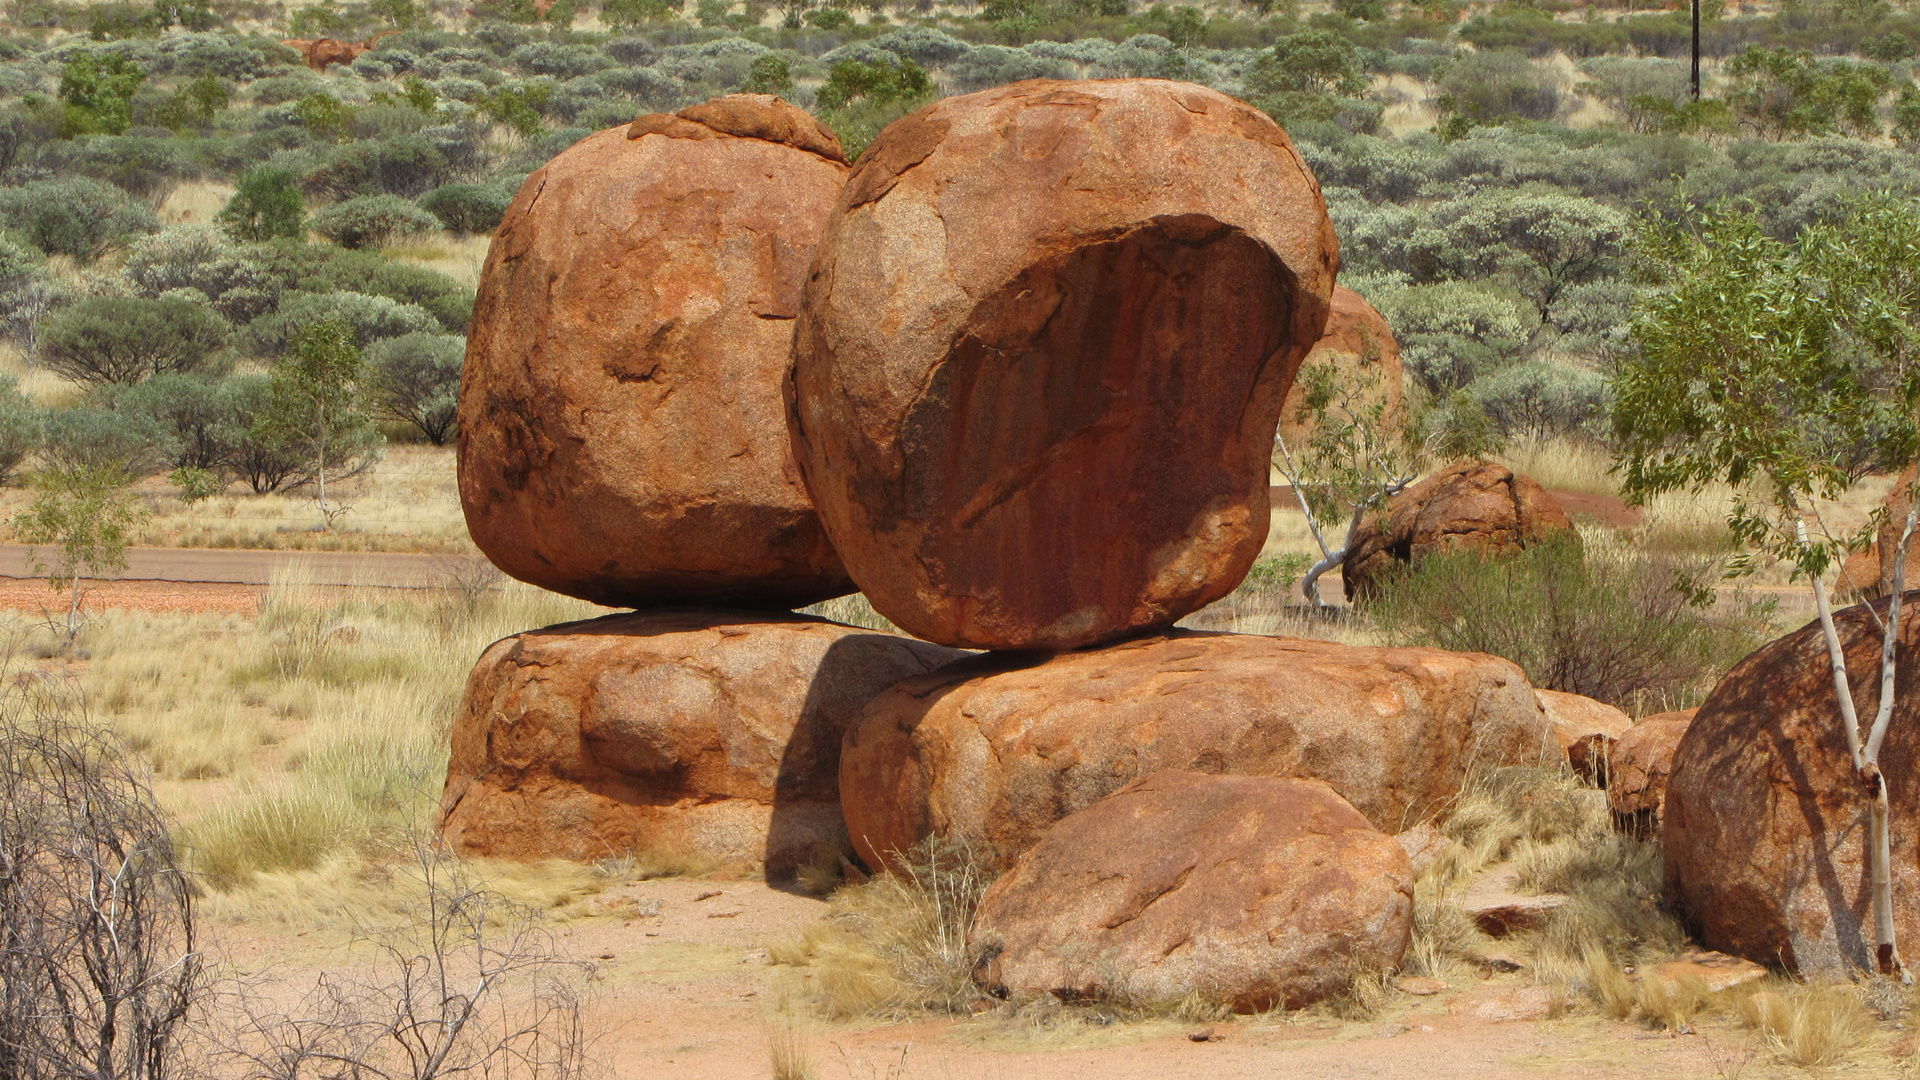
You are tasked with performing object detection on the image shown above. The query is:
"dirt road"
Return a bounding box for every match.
[0,545,466,588]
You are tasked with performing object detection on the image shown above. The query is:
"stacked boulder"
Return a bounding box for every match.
[447,81,1565,1011]
[1342,461,1576,601]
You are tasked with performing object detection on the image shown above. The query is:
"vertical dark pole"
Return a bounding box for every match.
[1691,0,1702,101]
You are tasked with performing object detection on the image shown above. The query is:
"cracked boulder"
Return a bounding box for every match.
[1341,461,1575,602]
[1277,285,1403,453]
[840,630,1555,873]
[968,770,1413,1012]
[1606,709,1693,838]
[459,96,854,609]
[1664,594,1920,977]
[438,610,962,874]
[788,79,1339,650]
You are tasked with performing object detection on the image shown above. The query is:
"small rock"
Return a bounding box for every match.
[740,948,771,965]
[1393,822,1456,878]
[1187,1027,1217,1042]
[1481,953,1527,974]
[1651,951,1767,993]
[1396,976,1448,996]
[1461,866,1567,937]
[596,952,615,960]
[1455,987,1553,1023]
[694,890,723,902]
[707,910,742,919]
[1372,1023,1411,1038]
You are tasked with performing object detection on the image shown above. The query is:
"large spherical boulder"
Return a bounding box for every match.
[1277,285,1403,452]
[789,79,1339,651]
[840,630,1554,872]
[1342,461,1575,601]
[1664,595,1920,976]
[969,771,1413,1012]
[459,96,854,609]
[439,610,962,874]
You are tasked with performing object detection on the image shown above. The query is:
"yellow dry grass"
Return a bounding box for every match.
[45,561,611,925]
[157,179,237,227]
[385,232,494,291]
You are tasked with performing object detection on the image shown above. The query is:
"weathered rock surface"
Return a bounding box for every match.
[439,610,961,873]
[1461,864,1567,937]
[1651,951,1767,993]
[460,96,854,609]
[1342,462,1575,601]
[1664,594,1920,976]
[840,630,1555,871]
[789,79,1339,650]
[1277,285,1402,452]
[968,771,1412,1012]
[1849,465,1920,602]
[1607,709,1694,838]
[1535,689,1632,783]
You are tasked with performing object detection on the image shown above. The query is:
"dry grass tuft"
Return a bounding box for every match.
[1637,971,1711,1033]
[798,593,900,633]
[1741,984,1875,1068]
[770,838,992,1020]
[1498,436,1618,496]
[1582,941,1637,1020]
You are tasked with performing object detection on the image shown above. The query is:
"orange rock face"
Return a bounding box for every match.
[1534,688,1632,784]
[438,610,961,874]
[839,630,1553,872]
[460,97,855,609]
[1606,709,1694,837]
[1277,286,1403,452]
[1342,461,1575,601]
[1664,596,1920,976]
[969,771,1412,1012]
[789,79,1339,651]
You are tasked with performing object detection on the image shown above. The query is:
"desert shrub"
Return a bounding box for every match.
[1368,532,1772,712]
[37,133,197,199]
[37,294,230,386]
[125,225,280,323]
[1724,46,1890,139]
[0,375,38,485]
[416,182,511,236]
[298,251,472,332]
[241,289,440,357]
[39,406,180,478]
[579,64,684,109]
[1472,360,1608,443]
[54,48,146,136]
[1435,48,1565,125]
[868,26,972,66]
[303,135,451,200]
[365,331,461,444]
[603,37,659,65]
[217,164,307,243]
[1360,279,1533,394]
[0,176,157,261]
[0,236,55,347]
[248,73,325,105]
[944,44,1068,92]
[509,41,613,78]
[112,372,247,471]
[309,195,440,250]
[215,373,306,493]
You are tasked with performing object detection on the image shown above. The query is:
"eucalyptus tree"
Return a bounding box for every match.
[1612,195,1920,978]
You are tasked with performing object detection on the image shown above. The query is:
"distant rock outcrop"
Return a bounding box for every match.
[789,78,1339,651]
[1277,285,1403,452]
[969,771,1412,1012]
[459,97,854,609]
[1342,461,1575,601]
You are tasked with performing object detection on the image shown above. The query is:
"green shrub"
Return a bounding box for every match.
[1366,533,1773,712]
[240,289,440,357]
[0,177,158,261]
[308,195,440,250]
[1472,361,1608,443]
[417,183,512,235]
[36,295,230,386]
[0,375,39,485]
[218,165,307,243]
[113,372,247,471]
[39,407,180,479]
[216,374,306,494]
[365,331,461,444]
[1435,49,1565,124]
[302,136,451,200]
[169,464,221,503]
[55,49,146,136]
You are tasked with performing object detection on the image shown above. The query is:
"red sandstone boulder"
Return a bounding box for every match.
[439,610,961,873]
[1277,286,1403,452]
[1607,710,1694,838]
[1664,595,1920,976]
[789,79,1339,651]
[969,771,1412,1012]
[1342,462,1575,601]
[459,96,854,609]
[1535,689,1631,784]
[840,630,1554,872]
[1844,466,1920,602]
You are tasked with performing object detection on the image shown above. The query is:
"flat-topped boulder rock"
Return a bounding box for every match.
[439,610,961,874]
[1664,595,1920,976]
[1342,461,1574,602]
[840,630,1554,872]
[789,78,1339,651]
[1535,689,1632,783]
[969,771,1412,1012]
[460,96,854,609]
[1277,285,1403,452]
[1607,709,1694,838]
